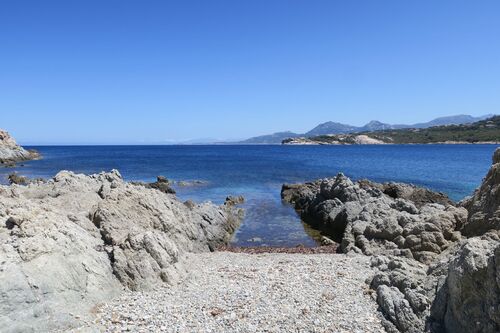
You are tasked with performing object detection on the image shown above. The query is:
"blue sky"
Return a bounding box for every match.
[1,1,499,144]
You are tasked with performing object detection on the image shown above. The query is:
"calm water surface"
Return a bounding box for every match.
[1,145,497,246]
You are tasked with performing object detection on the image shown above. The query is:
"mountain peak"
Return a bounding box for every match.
[360,121,395,131]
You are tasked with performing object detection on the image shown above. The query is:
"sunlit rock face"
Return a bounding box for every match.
[0,170,241,332]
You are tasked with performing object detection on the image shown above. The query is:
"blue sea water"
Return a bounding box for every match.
[1,145,497,247]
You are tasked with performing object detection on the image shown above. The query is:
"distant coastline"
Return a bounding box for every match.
[282,138,500,145]
[281,115,500,145]
[240,114,495,144]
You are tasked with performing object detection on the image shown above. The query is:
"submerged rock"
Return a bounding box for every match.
[0,170,241,332]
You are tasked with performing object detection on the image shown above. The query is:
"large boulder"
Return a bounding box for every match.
[0,170,241,332]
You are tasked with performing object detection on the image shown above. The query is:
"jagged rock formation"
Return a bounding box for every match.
[460,149,500,236]
[0,170,241,332]
[282,147,500,332]
[0,130,39,165]
[282,174,466,263]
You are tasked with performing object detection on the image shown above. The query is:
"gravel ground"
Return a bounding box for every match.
[91,252,386,333]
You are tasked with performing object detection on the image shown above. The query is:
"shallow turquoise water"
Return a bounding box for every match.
[1,144,497,246]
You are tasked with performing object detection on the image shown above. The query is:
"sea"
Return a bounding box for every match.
[1,144,497,247]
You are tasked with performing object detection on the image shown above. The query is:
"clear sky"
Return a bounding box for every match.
[1,1,499,144]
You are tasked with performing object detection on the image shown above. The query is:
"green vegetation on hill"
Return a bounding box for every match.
[303,116,500,144]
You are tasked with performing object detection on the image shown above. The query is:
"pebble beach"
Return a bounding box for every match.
[94,252,386,333]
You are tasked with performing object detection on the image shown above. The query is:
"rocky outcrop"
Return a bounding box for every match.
[132,175,177,194]
[0,130,40,165]
[0,170,241,332]
[282,147,500,332]
[460,149,500,236]
[282,174,466,263]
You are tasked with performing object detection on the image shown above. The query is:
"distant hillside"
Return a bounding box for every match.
[240,114,493,144]
[305,122,358,136]
[240,131,301,144]
[283,116,500,145]
[411,114,494,128]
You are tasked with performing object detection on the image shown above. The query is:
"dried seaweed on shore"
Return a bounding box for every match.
[216,244,339,254]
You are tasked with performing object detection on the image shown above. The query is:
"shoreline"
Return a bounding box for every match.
[282,140,500,145]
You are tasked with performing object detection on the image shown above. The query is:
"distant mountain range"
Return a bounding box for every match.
[239,114,495,144]
[283,115,500,145]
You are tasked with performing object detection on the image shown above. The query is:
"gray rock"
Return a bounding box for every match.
[358,179,454,208]
[377,285,422,333]
[430,232,500,333]
[282,173,466,264]
[0,170,241,332]
[369,251,452,333]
